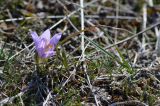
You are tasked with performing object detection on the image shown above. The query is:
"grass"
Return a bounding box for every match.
[1,0,160,106]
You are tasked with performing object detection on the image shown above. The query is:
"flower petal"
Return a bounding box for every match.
[42,51,56,58]
[40,29,51,41]
[30,31,40,46]
[50,33,62,47]
[38,38,46,49]
[36,38,46,57]
[37,47,44,58]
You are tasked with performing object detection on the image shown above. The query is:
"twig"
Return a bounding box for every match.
[115,0,119,43]
[80,0,85,61]
[109,100,148,106]
[0,15,138,23]
[88,21,160,57]
[43,91,52,106]
[8,42,34,61]
[148,0,160,57]
[141,3,147,51]
[0,92,24,105]
[57,0,80,32]
[49,0,97,30]
[85,19,104,37]
[148,0,153,6]
[6,9,17,25]
[80,0,99,106]
[59,0,88,91]
[0,28,13,35]
[19,94,24,106]
[110,0,137,16]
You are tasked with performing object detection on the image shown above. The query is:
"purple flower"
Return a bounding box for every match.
[30,29,62,58]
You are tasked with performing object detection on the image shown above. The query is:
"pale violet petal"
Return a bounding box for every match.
[38,38,46,49]
[36,38,46,58]
[42,51,55,58]
[30,31,40,46]
[40,29,51,41]
[37,47,45,58]
[49,33,62,47]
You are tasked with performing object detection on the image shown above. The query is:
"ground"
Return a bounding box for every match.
[0,0,160,106]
